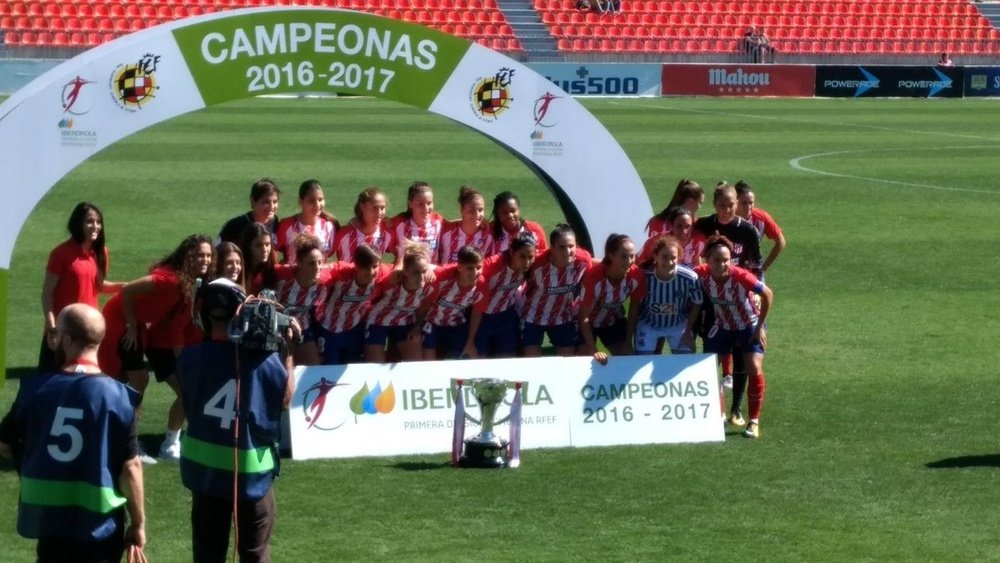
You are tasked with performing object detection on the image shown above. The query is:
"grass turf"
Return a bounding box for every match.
[3,96,1000,560]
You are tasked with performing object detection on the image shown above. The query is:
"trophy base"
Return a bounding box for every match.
[459,439,509,469]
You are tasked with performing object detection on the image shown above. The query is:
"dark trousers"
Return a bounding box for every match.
[192,489,275,563]
[36,533,125,563]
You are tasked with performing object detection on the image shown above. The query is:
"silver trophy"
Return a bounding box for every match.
[458,378,517,468]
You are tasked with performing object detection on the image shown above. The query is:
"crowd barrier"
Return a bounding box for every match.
[661,63,815,97]
[964,66,1000,97]
[524,63,999,99]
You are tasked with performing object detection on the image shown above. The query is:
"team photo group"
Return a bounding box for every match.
[45,176,783,439]
[1,174,785,561]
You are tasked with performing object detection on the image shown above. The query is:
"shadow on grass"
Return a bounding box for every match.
[4,367,37,382]
[0,456,16,473]
[925,454,1000,469]
[390,461,452,471]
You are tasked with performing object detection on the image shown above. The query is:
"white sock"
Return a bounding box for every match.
[165,429,181,444]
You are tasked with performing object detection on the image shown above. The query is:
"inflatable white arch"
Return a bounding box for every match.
[0,7,652,373]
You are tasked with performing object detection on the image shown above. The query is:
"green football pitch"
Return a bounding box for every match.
[3,95,1000,560]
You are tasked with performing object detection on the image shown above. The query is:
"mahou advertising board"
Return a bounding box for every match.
[662,64,816,97]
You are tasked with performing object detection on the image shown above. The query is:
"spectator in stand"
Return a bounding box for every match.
[937,52,954,67]
[333,187,394,261]
[39,202,123,372]
[274,179,338,264]
[577,0,620,14]
[742,27,774,63]
[734,180,786,275]
[490,191,548,255]
[520,224,593,358]
[438,186,494,264]
[218,178,281,244]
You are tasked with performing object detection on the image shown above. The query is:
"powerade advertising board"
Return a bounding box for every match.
[964,67,1000,97]
[816,66,962,98]
[528,63,662,97]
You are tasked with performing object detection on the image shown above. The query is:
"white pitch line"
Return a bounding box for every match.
[605,99,1000,143]
[789,146,1000,194]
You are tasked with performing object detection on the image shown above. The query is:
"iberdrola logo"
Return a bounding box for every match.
[350,381,396,416]
[301,378,396,431]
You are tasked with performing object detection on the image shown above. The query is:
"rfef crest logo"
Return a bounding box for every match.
[110,53,161,111]
[470,67,515,122]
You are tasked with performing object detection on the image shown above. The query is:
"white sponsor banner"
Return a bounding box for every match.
[427,45,652,249]
[288,354,722,460]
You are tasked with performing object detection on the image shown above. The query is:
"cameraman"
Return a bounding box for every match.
[176,279,297,563]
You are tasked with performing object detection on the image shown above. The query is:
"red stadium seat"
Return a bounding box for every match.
[4,31,20,45]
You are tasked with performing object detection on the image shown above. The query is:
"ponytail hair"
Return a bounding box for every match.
[647,178,702,230]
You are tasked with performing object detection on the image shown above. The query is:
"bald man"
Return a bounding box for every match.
[0,303,146,562]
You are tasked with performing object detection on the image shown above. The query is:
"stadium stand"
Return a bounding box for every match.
[0,0,521,51]
[1,0,998,59]
[539,0,1000,56]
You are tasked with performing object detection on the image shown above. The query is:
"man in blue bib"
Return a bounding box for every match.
[0,303,146,562]
[178,278,293,563]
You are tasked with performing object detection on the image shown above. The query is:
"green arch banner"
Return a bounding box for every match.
[0,8,651,377]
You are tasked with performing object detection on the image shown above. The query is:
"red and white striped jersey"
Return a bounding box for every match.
[314,262,391,333]
[274,265,331,327]
[390,213,444,263]
[646,216,670,239]
[424,264,486,327]
[637,231,706,269]
[367,276,434,327]
[474,253,527,315]
[275,215,337,264]
[749,208,783,241]
[693,264,765,331]
[579,263,643,328]
[332,218,394,261]
[520,247,593,325]
[437,221,494,264]
[490,220,548,255]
